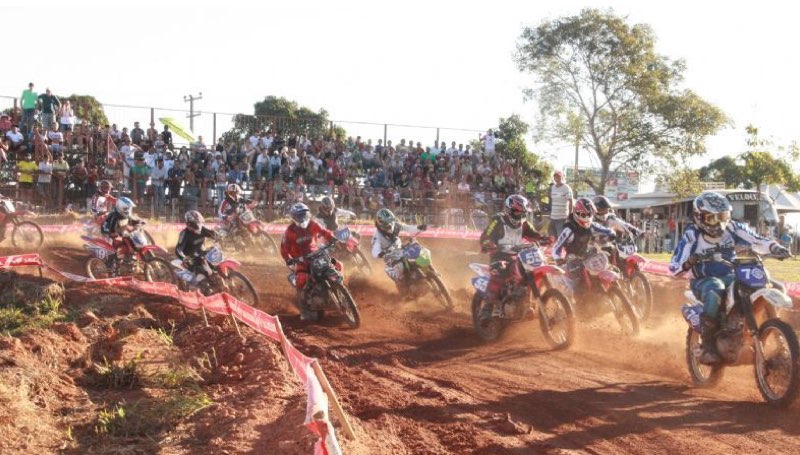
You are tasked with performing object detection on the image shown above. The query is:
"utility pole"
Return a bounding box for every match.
[183,92,203,132]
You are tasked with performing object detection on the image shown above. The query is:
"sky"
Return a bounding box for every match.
[3,0,799,178]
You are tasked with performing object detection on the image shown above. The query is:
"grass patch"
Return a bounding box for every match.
[0,295,65,336]
[94,392,213,437]
[152,323,176,346]
[642,254,800,283]
[146,365,202,389]
[93,356,142,389]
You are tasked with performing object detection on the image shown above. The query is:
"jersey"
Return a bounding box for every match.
[315,208,356,232]
[480,213,546,261]
[175,226,217,260]
[669,222,776,279]
[371,223,420,259]
[552,217,615,260]
[91,193,116,216]
[280,220,336,262]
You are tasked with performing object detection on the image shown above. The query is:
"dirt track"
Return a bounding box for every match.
[33,235,800,453]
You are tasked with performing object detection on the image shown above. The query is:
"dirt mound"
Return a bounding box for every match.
[0,273,319,455]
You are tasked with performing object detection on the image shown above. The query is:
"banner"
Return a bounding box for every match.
[158,117,195,143]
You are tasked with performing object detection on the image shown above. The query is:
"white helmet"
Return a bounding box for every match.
[115,197,135,218]
[185,210,204,234]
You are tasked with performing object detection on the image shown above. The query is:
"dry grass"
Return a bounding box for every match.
[642,253,800,283]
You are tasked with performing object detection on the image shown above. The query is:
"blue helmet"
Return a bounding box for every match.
[693,191,731,237]
[115,197,135,218]
[290,203,311,229]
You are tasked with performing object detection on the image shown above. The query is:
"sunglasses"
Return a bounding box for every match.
[701,212,730,226]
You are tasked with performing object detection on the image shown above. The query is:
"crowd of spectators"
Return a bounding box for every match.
[3,82,538,226]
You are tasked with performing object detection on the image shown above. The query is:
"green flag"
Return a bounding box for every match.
[158,117,195,143]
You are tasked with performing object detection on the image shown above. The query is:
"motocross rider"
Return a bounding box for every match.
[551,197,616,289]
[100,197,142,269]
[371,208,427,292]
[593,195,642,261]
[281,203,340,320]
[478,194,550,324]
[175,210,218,278]
[217,183,252,234]
[669,191,790,364]
[315,196,356,232]
[90,180,116,218]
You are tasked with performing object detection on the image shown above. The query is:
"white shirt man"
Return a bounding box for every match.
[548,170,574,237]
[249,134,260,148]
[260,134,273,150]
[6,128,23,145]
[483,130,496,156]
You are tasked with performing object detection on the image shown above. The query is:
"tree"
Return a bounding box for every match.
[67,95,108,126]
[515,8,728,195]
[657,167,704,199]
[222,96,345,143]
[493,114,553,204]
[697,156,747,188]
[741,125,800,193]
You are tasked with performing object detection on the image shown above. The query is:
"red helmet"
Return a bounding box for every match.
[504,194,530,228]
[573,197,596,228]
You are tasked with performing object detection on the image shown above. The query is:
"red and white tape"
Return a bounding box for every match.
[0,253,342,455]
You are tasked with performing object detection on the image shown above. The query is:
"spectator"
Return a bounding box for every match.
[46,122,64,155]
[161,125,173,148]
[36,150,54,209]
[20,83,38,134]
[71,160,88,208]
[0,137,8,165]
[482,129,496,156]
[52,152,69,207]
[130,121,145,145]
[17,153,37,204]
[146,122,158,142]
[38,88,60,132]
[58,100,74,145]
[151,157,168,211]
[130,157,151,204]
[547,170,573,237]
[181,171,200,212]
[5,126,27,154]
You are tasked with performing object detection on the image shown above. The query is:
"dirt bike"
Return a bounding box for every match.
[0,197,43,249]
[82,223,174,283]
[680,245,800,407]
[287,234,360,328]
[556,246,640,336]
[382,234,453,310]
[599,235,653,321]
[84,212,156,253]
[470,243,576,348]
[218,202,279,255]
[330,226,373,277]
[171,241,259,307]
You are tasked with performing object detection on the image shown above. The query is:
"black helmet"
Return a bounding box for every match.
[592,195,613,222]
[320,196,335,217]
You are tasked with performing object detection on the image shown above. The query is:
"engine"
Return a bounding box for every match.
[716,313,745,363]
[501,285,529,319]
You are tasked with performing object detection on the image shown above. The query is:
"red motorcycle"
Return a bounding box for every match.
[331,226,373,277]
[82,223,174,282]
[0,197,43,249]
[218,202,279,254]
[606,237,653,320]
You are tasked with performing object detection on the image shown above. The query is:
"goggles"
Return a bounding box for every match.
[701,211,730,226]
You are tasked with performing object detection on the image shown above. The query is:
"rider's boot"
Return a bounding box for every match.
[479,291,501,327]
[699,314,722,365]
[295,292,314,321]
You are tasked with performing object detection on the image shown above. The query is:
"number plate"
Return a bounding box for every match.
[472,276,489,293]
[735,264,767,287]
[518,248,543,270]
[240,211,255,223]
[617,244,636,257]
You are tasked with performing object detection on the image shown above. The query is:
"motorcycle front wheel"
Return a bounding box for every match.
[755,318,800,407]
[225,271,260,307]
[352,248,374,277]
[608,286,640,336]
[538,288,576,350]
[145,257,177,284]
[331,281,361,329]
[86,257,112,280]
[628,270,653,321]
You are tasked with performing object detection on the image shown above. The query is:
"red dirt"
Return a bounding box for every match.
[2,234,800,454]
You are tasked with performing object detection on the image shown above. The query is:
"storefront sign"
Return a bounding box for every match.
[726,192,760,202]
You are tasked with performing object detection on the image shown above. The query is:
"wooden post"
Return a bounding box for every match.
[311,360,356,441]
[200,306,209,327]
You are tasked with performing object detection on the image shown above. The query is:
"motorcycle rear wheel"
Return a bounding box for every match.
[331,281,360,329]
[427,267,454,310]
[538,289,576,350]
[12,221,44,250]
[471,292,503,342]
[755,318,800,407]
[685,327,725,388]
[352,248,374,277]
